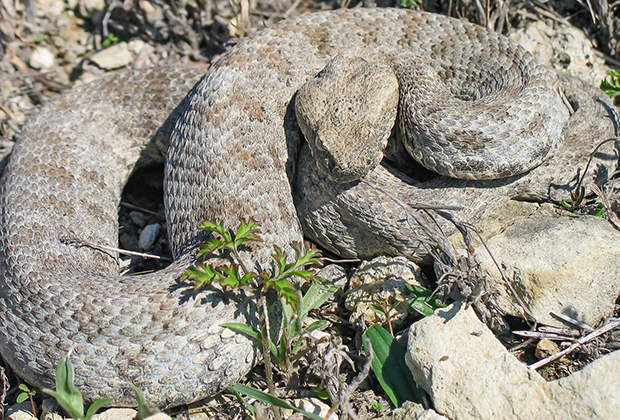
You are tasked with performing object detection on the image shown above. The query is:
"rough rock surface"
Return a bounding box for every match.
[510,20,609,86]
[345,256,425,329]
[406,302,620,420]
[476,209,620,327]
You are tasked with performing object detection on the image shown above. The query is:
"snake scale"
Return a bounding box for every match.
[0,7,617,408]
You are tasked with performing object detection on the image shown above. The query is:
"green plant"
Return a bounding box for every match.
[396,0,418,7]
[600,70,620,99]
[131,385,159,420]
[183,219,335,416]
[227,384,323,420]
[370,400,384,412]
[101,33,120,47]
[362,325,424,407]
[405,283,446,317]
[16,384,38,417]
[32,34,47,43]
[369,300,400,336]
[42,357,112,420]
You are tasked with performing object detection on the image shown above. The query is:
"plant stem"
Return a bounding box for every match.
[29,396,37,418]
[256,289,282,420]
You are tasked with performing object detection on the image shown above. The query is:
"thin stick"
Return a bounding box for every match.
[529,318,620,370]
[64,237,162,260]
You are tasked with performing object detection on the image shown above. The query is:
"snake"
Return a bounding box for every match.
[0,7,617,408]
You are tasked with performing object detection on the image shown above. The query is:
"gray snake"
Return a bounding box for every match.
[0,7,617,408]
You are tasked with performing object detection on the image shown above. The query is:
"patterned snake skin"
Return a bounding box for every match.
[0,8,617,408]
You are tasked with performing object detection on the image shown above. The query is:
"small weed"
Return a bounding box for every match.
[101,33,120,47]
[42,356,112,420]
[227,384,322,420]
[405,283,446,317]
[396,0,418,7]
[184,219,336,418]
[43,357,156,420]
[131,385,159,420]
[32,34,47,43]
[600,70,620,99]
[370,400,384,412]
[362,325,424,407]
[16,384,37,417]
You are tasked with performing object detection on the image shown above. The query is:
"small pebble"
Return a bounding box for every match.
[90,42,133,70]
[139,223,161,250]
[29,46,55,69]
[119,232,139,251]
[535,338,561,360]
[129,210,147,227]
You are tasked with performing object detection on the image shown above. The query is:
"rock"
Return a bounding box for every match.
[139,223,161,250]
[535,338,561,360]
[510,20,610,86]
[29,46,55,69]
[476,212,620,327]
[128,39,146,55]
[293,398,337,420]
[406,302,620,420]
[416,411,450,420]
[90,42,134,70]
[37,0,66,16]
[40,398,63,420]
[345,256,426,329]
[91,408,137,420]
[129,210,147,227]
[378,401,449,420]
[119,232,139,251]
[316,263,348,289]
[6,402,35,420]
[144,413,171,420]
[547,349,620,418]
[80,0,106,14]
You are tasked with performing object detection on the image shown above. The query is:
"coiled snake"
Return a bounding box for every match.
[0,8,617,408]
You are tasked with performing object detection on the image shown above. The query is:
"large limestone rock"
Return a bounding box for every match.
[475,203,620,327]
[406,302,620,420]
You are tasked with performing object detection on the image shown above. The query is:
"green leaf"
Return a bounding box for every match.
[42,357,85,419]
[291,320,326,355]
[234,218,262,247]
[198,238,226,257]
[601,70,620,98]
[362,325,424,407]
[226,385,255,416]
[311,384,330,401]
[593,203,605,218]
[101,33,119,47]
[227,384,323,420]
[290,281,339,338]
[131,384,159,420]
[33,34,47,43]
[265,277,299,309]
[299,281,340,315]
[221,323,280,362]
[221,322,262,343]
[272,246,288,277]
[16,393,28,403]
[183,264,219,287]
[404,283,445,317]
[84,398,113,420]
[407,298,435,317]
[370,304,386,316]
